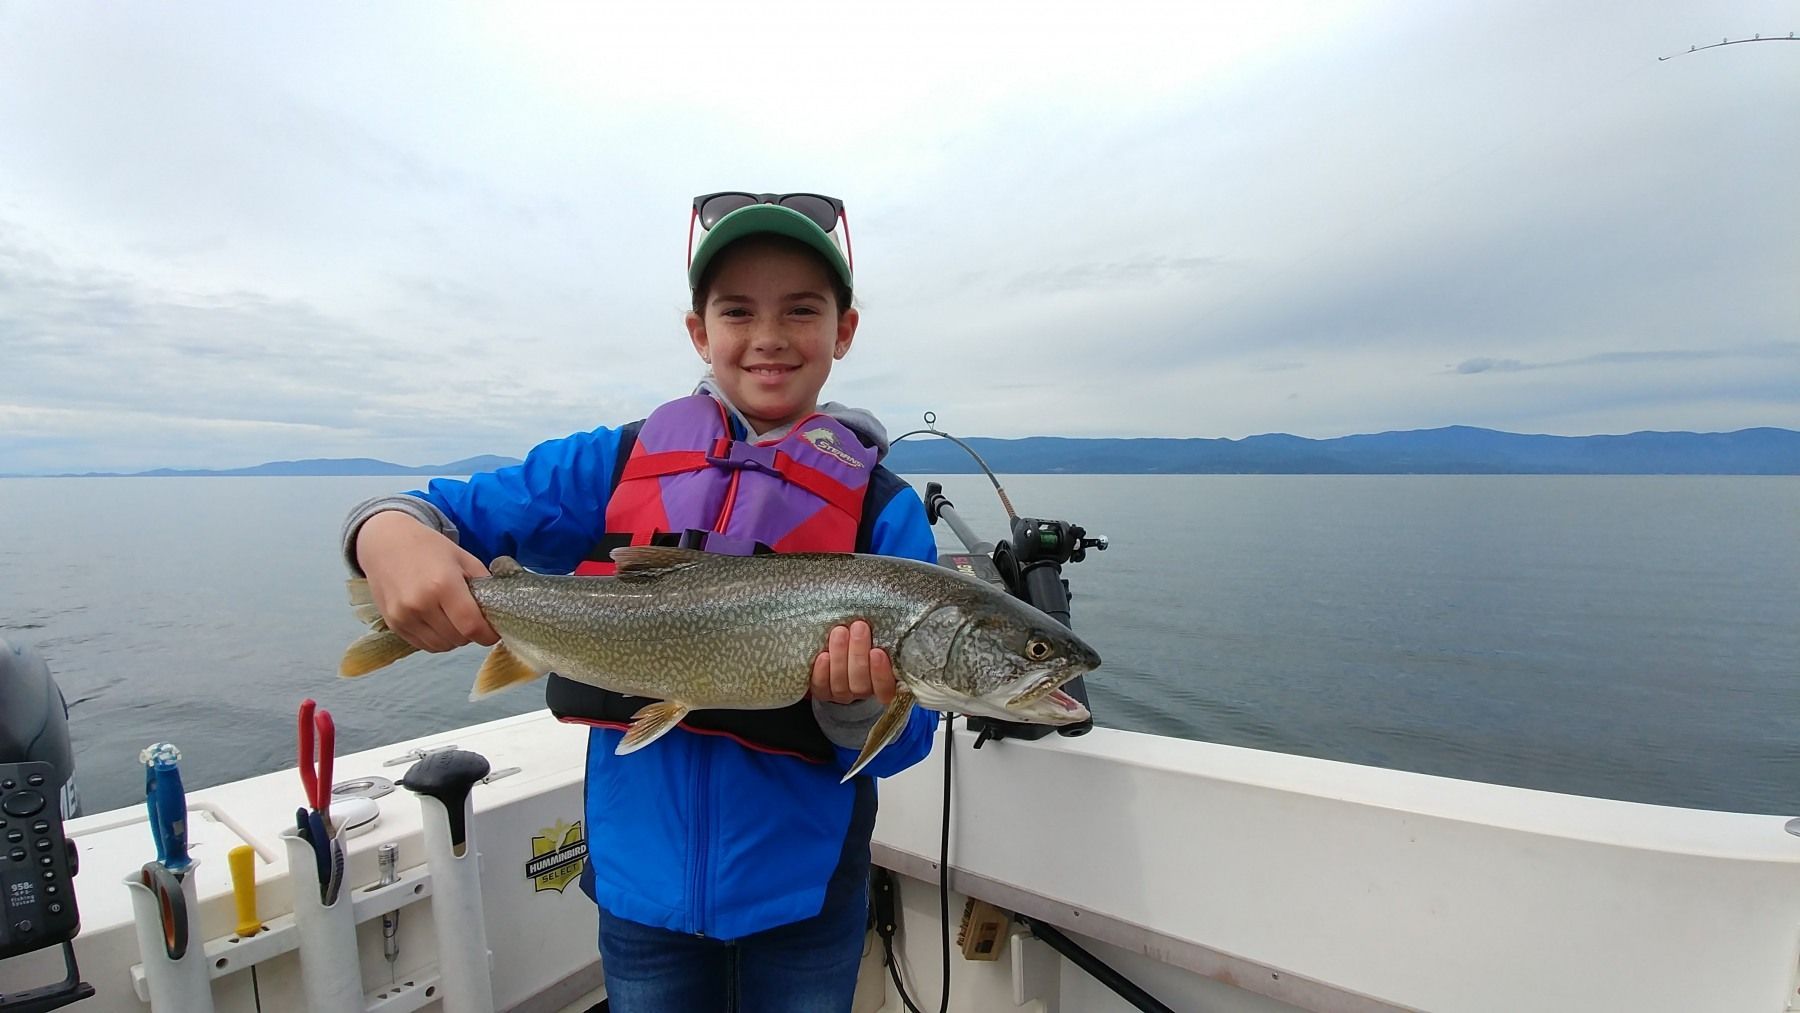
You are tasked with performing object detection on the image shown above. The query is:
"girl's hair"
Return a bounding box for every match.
[690,234,853,316]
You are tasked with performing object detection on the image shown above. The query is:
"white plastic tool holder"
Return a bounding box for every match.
[400,749,496,1013]
[281,824,364,1013]
[122,860,217,1013]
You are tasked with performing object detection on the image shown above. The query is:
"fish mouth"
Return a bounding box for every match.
[1003,668,1080,709]
[962,668,1090,726]
[1008,687,1091,725]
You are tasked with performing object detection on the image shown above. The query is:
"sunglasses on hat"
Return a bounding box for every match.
[687,191,854,277]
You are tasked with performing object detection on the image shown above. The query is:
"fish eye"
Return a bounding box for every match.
[1025,638,1054,662]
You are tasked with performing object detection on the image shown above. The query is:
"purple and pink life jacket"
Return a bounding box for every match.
[546,394,877,760]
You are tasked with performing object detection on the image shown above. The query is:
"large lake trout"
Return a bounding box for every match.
[341,546,1100,779]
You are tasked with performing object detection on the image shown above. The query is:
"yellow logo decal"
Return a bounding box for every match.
[527,819,588,894]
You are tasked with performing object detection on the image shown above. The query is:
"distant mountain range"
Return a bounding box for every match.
[884,426,1800,475]
[40,455,523,478]
[12,427,1799,477]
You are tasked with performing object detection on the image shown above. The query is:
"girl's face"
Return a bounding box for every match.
[686,239,858,434]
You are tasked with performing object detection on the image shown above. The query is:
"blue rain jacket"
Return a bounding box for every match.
[409,420,939,939]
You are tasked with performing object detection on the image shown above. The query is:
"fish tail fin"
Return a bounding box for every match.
[842,688,916,783]
[340,630,419,677]
[616,701,690,754]
[470,642,543,699]
[345,577,383,625]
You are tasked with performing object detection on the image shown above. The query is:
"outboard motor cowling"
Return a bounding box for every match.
[0,638,78,819]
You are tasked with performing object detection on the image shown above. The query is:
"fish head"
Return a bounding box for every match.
[896,599,1100,725]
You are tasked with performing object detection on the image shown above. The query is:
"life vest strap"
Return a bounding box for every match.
[770,454,864,519]
[620,443,862,521]
[619,449,714,482]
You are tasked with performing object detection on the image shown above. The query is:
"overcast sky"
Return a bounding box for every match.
[1,1,1795,473]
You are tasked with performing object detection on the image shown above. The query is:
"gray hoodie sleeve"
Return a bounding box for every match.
[340,495,460,575]
[810,696,890,750]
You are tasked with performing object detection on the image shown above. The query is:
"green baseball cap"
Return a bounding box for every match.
[687,202,854,295]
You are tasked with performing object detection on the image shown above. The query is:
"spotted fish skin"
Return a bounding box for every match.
[472,552,920,710]
[341,545,1101,775]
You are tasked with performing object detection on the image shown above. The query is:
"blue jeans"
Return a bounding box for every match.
[597,891,868,1013]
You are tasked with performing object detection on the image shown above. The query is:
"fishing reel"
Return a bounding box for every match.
[922,483,1106,746]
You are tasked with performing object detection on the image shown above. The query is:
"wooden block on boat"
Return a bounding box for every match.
[957,898,1010,961]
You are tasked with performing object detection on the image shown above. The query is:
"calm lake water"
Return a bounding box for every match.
[1,474,1795,816]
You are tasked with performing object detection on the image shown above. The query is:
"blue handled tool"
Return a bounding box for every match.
[307,809,332,899]
[141,742,191,872]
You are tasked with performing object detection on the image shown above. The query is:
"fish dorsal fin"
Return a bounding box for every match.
[489,556,526,578]
[610,545,711,576]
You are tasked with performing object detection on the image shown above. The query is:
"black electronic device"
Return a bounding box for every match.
[1,638,95,1011]
[0,762,93,1011]
[0,762,80,961]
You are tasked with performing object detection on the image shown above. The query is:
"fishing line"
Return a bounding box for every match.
[892,412,1017,521]
[881,715,954,1013]
[880,415,1011,1013]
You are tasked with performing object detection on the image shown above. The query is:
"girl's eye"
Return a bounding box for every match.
[789,306,818,317]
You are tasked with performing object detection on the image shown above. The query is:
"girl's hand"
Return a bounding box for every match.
[811,620,897,705]
[355,511,499,652]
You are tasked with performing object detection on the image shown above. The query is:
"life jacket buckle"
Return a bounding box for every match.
[705,441,779,473]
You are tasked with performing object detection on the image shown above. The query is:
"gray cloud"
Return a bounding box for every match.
[0,1,1795,470]
[1456,343,1800,375]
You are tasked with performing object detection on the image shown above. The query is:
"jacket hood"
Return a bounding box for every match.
[695,376,890,460]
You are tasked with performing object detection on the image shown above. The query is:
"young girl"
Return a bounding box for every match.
[342,192,937,1012]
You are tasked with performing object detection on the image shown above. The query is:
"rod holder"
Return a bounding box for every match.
[281,826,364,1013]
[122,861,215,1013]
[402,749,495,1013]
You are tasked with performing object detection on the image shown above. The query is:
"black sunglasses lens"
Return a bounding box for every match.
[778,195,839,232]
[699,194,757,229]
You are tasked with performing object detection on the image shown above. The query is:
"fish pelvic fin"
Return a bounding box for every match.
[616,701,691,754]
[489,556,525,578]
[340,630,419,677]
[470,641,544,699]
[610,545,710,577]
[841,687,916,783]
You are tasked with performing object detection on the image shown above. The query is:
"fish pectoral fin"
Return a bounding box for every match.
[609,545,711,577]
[469,641,545,699]
[341,630,419,677]
[616,701,691,754]
[489,556,525,578]
[841,687,916,783]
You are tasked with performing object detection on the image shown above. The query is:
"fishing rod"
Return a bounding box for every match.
[892,412,1106,744]
[880,416,1184,1013]
[1658,32,1797,61]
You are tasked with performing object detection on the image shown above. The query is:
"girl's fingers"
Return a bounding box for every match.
[846,621,873,699]
[813,622,884,704]
[827,624,853,702]
[869,648,897,706]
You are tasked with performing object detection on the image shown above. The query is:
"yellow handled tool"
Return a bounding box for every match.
[228,844,262,937]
